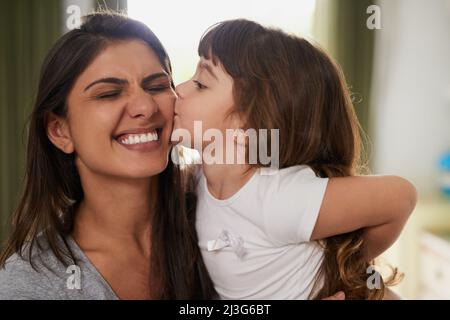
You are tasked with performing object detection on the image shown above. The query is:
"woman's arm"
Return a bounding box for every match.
[310,175,417,261]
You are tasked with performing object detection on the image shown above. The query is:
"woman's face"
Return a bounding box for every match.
[172,57,236,150]
[50,40,176,179]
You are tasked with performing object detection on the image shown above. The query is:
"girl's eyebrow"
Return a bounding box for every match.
[199,62,218,80]
[84,72,170,91]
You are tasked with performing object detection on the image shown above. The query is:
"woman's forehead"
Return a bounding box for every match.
[76,40,166,88]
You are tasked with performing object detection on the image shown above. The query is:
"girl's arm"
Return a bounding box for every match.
[310,175,417,261]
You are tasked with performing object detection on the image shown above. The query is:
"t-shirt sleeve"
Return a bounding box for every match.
[0,255,55,300]
[262,166,329,245]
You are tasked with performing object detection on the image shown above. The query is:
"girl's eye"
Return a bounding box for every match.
[193,80,207,90]
[97,91,121,99]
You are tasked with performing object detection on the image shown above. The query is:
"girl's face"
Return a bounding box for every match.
[48,40,176,179]
[172,57,236,150]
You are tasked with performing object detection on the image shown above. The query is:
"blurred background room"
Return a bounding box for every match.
[0,0,449,299]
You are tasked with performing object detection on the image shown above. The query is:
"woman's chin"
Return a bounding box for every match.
[118,158,168,179]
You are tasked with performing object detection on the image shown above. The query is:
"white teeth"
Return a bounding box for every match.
[118,131,159,145]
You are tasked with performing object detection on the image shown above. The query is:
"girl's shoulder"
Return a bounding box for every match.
[256,165,330,244]
[256,164,325,189]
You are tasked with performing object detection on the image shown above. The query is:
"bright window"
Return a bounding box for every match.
[128,0,316,84]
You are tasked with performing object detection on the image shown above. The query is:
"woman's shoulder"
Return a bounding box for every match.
[0,251,59,299]
[0,234,77,299]
[0,234,119,300]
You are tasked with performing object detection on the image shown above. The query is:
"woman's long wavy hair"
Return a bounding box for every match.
[0,12,216,299]
[198,19,401,299]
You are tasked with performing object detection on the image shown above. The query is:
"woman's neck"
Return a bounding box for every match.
[72,172,155,256]
[202,163,256,200]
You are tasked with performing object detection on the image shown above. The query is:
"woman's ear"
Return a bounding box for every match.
[46,112,75,154]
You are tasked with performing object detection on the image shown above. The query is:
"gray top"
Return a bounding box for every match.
[0,234,119,300]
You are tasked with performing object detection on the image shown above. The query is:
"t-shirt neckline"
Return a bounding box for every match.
[66,235,120,300]
[201,168,260,206]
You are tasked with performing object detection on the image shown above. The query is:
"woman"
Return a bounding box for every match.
[0,13,215,300]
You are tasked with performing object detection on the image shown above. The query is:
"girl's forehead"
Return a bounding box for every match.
[198,59,218,78]
[197,57,231,82]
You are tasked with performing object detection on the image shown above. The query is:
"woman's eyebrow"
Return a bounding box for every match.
[84,72,170,92]
[141,72,171,86]
[84,77,127,91]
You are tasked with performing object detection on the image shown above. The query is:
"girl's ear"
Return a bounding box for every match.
[229,112,248,147]
[229,111,246,131]
[46,112,75,154]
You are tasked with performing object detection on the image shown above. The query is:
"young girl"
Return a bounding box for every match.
[172,19,417,299]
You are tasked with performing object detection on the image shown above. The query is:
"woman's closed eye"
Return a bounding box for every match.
[95,84,171,100]
[96,90,121,100]
[145,83,172,93]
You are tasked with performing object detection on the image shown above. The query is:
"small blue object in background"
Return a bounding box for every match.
[438,151,450,197]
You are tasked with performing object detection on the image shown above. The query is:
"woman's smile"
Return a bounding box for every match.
[114,127,164,152]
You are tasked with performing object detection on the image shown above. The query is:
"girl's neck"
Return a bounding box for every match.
[202,163,256,200]
[72,172,156,256]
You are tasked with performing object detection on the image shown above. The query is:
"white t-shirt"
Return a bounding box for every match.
[196,165,329,299]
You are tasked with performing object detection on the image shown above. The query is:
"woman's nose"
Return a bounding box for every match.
[127,90,158,119]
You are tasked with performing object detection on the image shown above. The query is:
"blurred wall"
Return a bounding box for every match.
[0,0,62,240]
[370,0,450,196]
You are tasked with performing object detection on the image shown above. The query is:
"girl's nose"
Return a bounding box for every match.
[175,81,188,99]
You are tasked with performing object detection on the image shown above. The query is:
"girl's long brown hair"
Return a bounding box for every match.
[198,19,400,299]
[0,12,216,299]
